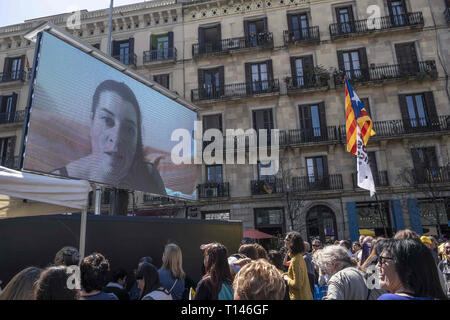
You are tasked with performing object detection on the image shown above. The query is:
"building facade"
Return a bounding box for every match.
[1,0,449,246]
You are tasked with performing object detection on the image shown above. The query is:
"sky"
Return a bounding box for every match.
[0,0,150,28]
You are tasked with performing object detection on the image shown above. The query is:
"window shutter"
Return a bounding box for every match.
[244,20,250,43]
[150,35,157,50]
[290,57,297,86]
[303,55,314,85]
[20,55,25,72]
[2,58,10,81]
[245,62,252,94]
[219,66,225,96]
[0,96,4,113]
[360,98,371,118]
[6,136,16,161]
[335,7,342,23]
[198,69,205,89]
[129,38,135,63]
[358,47,369,80]
[398,94,411,132]
[168,32,174,58]
[266,59,273,81]
[11,93,17,116]
[112,41,119,56]
[411,148,422,170]
[322,156,329,178]
[337,51,344,72]
[423,92,438,123]
[348,6,355,22]
[287,14,293,32]
[318,102,328,139]
[299,105,312,130]
[263,17,268,32]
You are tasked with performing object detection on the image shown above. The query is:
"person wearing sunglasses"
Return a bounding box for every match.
[377,239,447,300]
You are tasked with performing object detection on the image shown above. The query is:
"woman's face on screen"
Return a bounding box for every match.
[90,90,138,182]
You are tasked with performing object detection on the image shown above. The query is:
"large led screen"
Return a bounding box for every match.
[23,31,197,200]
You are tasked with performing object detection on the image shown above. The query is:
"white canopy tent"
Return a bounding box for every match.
[0,166,92,259]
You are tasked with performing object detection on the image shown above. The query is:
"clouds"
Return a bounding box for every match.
[0,0,147,27]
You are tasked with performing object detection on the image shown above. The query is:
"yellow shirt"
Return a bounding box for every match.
[284,253,313,300]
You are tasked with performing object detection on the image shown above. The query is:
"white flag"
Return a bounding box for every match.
[357,126,376,197]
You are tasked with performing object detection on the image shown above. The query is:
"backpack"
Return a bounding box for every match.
[218,282,234,300]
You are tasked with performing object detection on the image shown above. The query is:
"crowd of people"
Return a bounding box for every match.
[0,230,449,300]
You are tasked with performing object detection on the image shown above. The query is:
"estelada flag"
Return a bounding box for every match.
[345,78,375,155]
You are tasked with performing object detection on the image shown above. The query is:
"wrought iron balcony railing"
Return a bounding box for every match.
[0,110,26,125]
[197,182,230,199]
[1,156,20,170]
[191,79,280,102]
[251,178,284,195]
[143,48,177,63]
[112,53,137,66]
[285,74,330,92]
[330,12,424,39]
[352,171,389,189]
[292,174,343,193]
[283,26,320,45]
[333,61,437,86]
[0,70,27,83]
[192,32,274,57]
[280,126,340,146]
[412,167,450,185]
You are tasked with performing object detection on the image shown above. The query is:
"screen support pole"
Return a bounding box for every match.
[95,186,101,215]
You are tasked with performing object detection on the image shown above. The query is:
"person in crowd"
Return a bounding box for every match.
[158,243,186,300]
[339,240,352,256]
[377,238,447,300]
[135,262,172,300]
[79,253,118,300]
[103,268,130,300]
[282,232,313,300]
[228,254,251,279]
[421,236,440,265]
[0,267,42,300]
[129,256,154,300]
[233,259,286,300]
[54,246,79,266]
[302,241,315,296]
[52,80,166,195]
[313,245,385,300]
[311,239,322,253]
[395,230,447,294]
[34,266,79,300]
[253,243,268,260]
[267,250,284,274]
[360,237,372,266]
[438,241,450,297]
[352,242,362,263]
[394,228,420,240]
[359,235,365,246]
[238,244,258,260]
[195,243,234,300]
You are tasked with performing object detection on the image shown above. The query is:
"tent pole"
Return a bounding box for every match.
[79,209,87,261]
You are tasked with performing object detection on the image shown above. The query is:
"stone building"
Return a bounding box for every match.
[1,0,449,246]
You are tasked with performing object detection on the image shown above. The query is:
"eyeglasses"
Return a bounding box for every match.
[312,244,320,247]
[377,255,394,266]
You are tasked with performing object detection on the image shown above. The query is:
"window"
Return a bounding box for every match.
[411,147,438,170]
[356,201,393,238]
[198,25,222,53]
[92,43,100,49]
[360,98,372,118]
[338,48,369,81]
[203,114,223,150]
[288,13,310,40]
[154,74,170,90]
[336,6,355,33]
[399,92,438,131]
[206,165,223,183]
[2,56,25,81]
[244,18,269,47]
[254,208,284,249]
[0,93,17,124]
[306,205,338,244]
[306,156,328,183]
[395,42,419,74]
[298,103,327,141]
[290,55,314,88]
[388,0,407,26]
[198,67,224,99]
[112,39,134,65]
[0,137,16,168]
[245,61,274,94]
[151,34,168,59]
[202,211,230,220]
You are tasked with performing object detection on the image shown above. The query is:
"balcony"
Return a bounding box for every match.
[0,70,27,85]
[285,74,329,94]
[280,126,341,147]
[112,53,137,66]
[191,79,280,102]
[143,195,176,205]
[197,182,230,199]
[0,110,26,125]
[1,156,20,170]
[283,26,320,46]
[192,32,274,58]
[330,12,424,40]
[339,115,450,140]
[292,174,343,193]
[412,167,450,185]
[143,48,177,64]
[251,178,284,195]
[352,171,389,189]
[333,61,437,87]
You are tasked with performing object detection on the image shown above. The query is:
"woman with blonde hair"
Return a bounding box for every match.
[0,267,42,300]
[158,243,185,300]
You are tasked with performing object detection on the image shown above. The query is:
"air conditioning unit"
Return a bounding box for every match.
[204,187,218,198]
